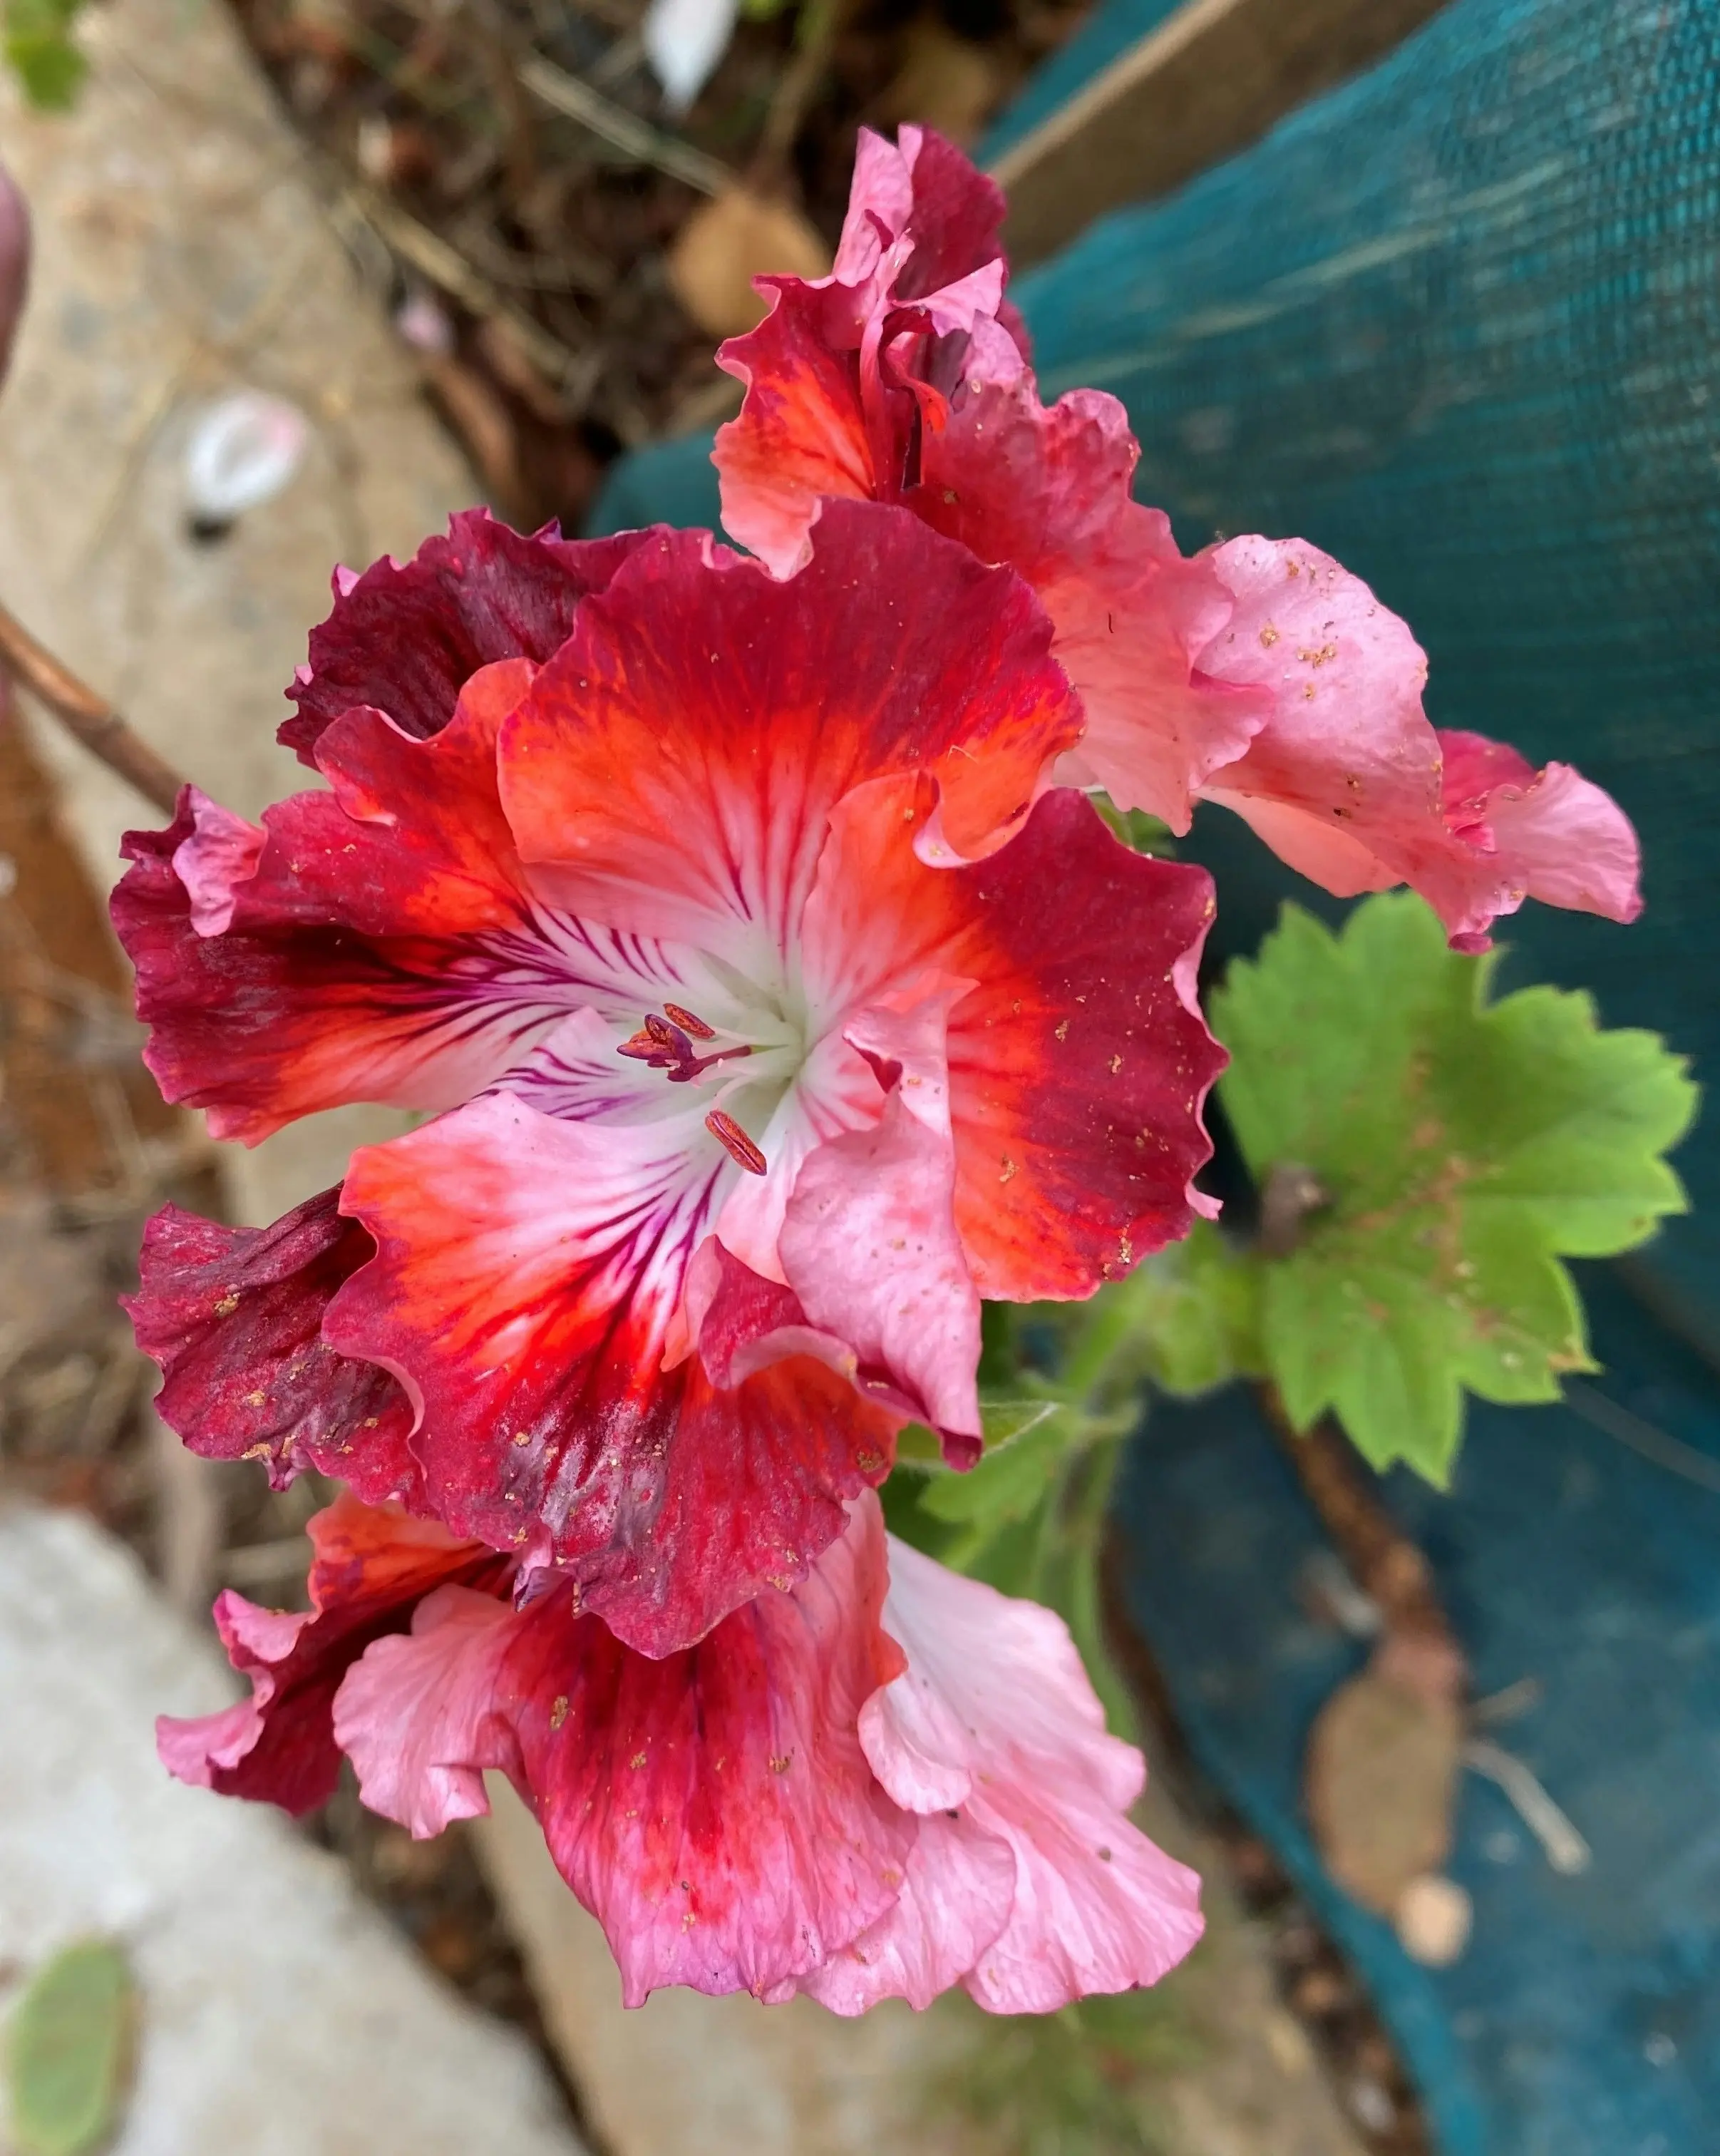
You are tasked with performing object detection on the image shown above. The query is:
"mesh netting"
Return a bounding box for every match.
[1013,0,1720,1336]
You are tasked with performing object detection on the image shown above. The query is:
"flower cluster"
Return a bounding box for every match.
[118,128,1639,2016]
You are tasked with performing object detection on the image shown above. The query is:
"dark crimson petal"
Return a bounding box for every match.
[939,789,1225,1295]
[324,1098,900,1657]
[126,1189,419,1504]
[156,1493,509,1816]
[281,511,656,764]
[335,1495,913,2004]
[887,126,1011,307]
[113,673,577,1144]
[799,774,1224,1303]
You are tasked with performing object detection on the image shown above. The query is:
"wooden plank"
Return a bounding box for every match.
[992,0,1456,270]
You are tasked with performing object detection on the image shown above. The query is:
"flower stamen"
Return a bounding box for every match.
[619,1008,753,1084]
[662,1002,716,1040]
[705,1109,767,1176]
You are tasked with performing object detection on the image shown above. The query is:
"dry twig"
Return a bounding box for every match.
[0,601,184,820]
[517,53,731,195]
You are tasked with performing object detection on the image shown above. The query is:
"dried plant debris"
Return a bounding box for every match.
[228,0,1098,528]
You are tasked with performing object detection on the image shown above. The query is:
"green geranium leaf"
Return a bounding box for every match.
[1105,1218,1265,1397]
[6,1939,135,2156]
[1211,893,1697,1480]
[916,1404,1074,1528]
[1090,797,1177,856]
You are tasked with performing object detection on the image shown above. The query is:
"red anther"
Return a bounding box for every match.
[705,1109,767,1176]
[662,1002,716,1040]
[643,1012,695,1062]
[617,1028,674,1063]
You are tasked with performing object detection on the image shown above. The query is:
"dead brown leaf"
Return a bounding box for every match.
[1305,1666,1462,1914]
[666,188,830,340]
[875,21,1001,146]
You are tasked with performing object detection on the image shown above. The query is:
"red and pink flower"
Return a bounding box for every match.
[714,125,1641,950]
[118,499,1224,1655]
[160,1490,1203,2013]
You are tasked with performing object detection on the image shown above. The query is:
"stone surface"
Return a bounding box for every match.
[0,0,474,1226]
[0,1504,585,2156]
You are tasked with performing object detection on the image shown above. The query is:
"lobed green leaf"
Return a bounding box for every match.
[1211,893,1697,1479]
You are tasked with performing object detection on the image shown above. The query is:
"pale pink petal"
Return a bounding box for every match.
[865,1536,1204,2013]
[1195,535,1442,895]
[334,1583,517,1837]
[171,789,266,938]
[959,1765,1205,2013]
[799,1812,1016,2015]
[778,985,982,1447]
[1194,550,1642,945]
[1437,727,1642,929]
[831,127,917,284]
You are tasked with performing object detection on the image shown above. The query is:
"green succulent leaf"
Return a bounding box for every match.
[6,1938,135,2156]
[1211,893,1697,1480]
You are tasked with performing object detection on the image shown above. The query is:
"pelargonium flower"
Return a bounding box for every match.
[160,1489,1204,2013]
[714,126,1642,950]
[117,499,1225,1655]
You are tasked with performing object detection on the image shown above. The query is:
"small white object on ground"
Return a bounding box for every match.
[644,0,738,110]
[183,391,309,527]
[1394,1872,1473,1967]
[0,1504,587,2156]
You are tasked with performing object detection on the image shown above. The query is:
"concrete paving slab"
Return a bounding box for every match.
[0,1502,586,2156]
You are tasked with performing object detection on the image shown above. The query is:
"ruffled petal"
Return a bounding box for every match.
[912,322,1262,833]
[171,789,264,937]
[326,1094,898,1654]
[1194,535,1448,893]
[779,985,982,1452]
[127,1189,418,1504]
[798,1812,1016,2015]
[716,126,1020,578]
[155,1492,505,1815]
[713,279,876,578]
[281,510,655,763]
[1195,543,1642,945]
[336,1493,915,2006]
[497,505,1080,946]
[863,1535,1204,2013]
[802,775,1222,1303]
[333,1584,517,1837]
[1436,727,1642,940]
[114,670,605,1143]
